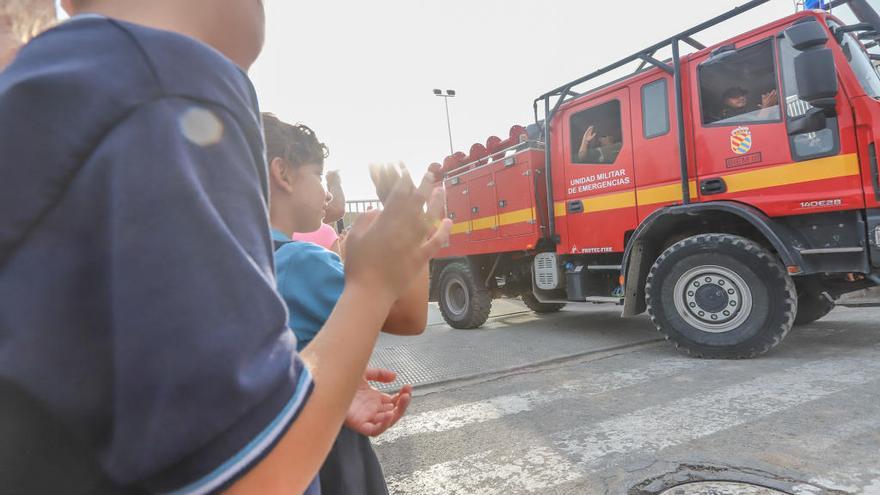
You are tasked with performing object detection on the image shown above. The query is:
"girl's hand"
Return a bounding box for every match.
[344,368,412,437]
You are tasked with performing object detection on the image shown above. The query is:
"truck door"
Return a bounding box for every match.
[466,166,500,242]
[826,18,880,269]
[827,18,880,212]
[690,34,863,217]
[560,88,637,254]
[630,74,686,221]
[444,174,469,243]
[493,153,537,238]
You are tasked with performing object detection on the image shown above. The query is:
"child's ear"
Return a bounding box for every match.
[269,157,296,192]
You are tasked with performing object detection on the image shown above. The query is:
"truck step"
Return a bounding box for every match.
[533,297,624,305]
[584,296,624,304]
[797,247,865,255]
[587,265,623,271]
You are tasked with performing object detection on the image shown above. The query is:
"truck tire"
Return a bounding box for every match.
[793,288,835,326]
[645,234,797,359]
[438,262,492,329]
[521,293,566,314]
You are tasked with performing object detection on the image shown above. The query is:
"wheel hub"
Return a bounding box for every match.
[692,280,732,314]
[444,278,469,317]
[674,265,753,333]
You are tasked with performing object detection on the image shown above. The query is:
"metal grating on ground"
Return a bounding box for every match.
[368,300,658,392]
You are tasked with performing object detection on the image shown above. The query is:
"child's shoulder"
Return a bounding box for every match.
[277,241,342,267]
[274,241,344,295]
[3,17,157,106]
[5,16,256,119]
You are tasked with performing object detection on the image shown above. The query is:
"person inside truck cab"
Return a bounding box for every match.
[713,85,779,123]
[578,124,622,163]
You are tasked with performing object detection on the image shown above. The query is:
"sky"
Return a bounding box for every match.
[250,0,872,200]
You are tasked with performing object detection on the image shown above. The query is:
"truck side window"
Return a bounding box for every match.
[699,39,782,126]
[778,33,838,160]
[642,79,670,138]
[570,99,623,165]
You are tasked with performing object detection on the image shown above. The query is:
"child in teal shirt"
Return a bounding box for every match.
[263,113,430,494]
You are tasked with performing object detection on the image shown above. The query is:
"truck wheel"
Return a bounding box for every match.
[793,287,835,326]
[438,262,492,329]
[645,234,796,359]
[521,293,566,314]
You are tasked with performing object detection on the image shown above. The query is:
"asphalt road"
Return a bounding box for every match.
[369,301,880,495]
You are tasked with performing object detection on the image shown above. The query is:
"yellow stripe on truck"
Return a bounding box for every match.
[449,207,536,235]
[450,222,470,235]
[584,190,636,212]
[553,190,636,218]
[452,153,861,232]
[499,207,536,226]
[554,202,567,218]
[722,153,859,193]
[637,181,699,206]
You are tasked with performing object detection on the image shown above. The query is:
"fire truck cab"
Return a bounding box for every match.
[430,0,880,358]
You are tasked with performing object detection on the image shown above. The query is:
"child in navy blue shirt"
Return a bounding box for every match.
[0,1,450,493]
[263,113,432,494]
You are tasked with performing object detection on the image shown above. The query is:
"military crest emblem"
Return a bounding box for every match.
[730,126,752,155]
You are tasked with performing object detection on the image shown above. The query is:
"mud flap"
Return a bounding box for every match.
[868,208,880,270]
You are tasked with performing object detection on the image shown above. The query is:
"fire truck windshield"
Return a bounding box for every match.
[832,21,880,99]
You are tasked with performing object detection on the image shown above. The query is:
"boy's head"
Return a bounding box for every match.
[0,0,56,70]
[722,86,749,110]
[61,0,265,69]
[263,113,332,234]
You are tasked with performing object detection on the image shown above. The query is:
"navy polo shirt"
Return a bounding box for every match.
[0,16,312,493]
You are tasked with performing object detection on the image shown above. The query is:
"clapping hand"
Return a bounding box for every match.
[345,368,413,437]
[326,170,342,189]
[344,163,451,304]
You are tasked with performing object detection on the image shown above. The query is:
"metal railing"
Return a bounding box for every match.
[345,199,381,214]
[337,199,381,230]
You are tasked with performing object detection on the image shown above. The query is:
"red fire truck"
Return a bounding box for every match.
[429,0,880,358]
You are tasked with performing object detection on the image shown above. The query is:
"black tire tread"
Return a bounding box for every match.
[520,293,566,314]
[438,262,492,329]
[645,233,797,359]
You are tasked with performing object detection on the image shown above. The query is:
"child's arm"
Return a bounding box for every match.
[382,265,429,335]
[228,170,450,494]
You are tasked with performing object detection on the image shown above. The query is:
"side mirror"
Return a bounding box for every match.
[795,48,838,108]
[788,107,828,135]
[784,20,829,51]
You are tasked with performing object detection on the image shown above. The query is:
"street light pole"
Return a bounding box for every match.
[433,89,456,155]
